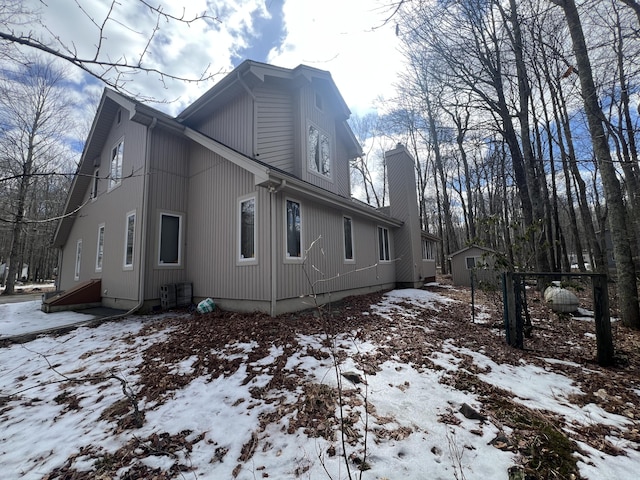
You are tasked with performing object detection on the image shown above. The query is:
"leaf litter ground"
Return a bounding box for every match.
[1,279,639,479]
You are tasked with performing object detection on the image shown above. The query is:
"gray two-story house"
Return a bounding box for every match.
[51,60,437,315]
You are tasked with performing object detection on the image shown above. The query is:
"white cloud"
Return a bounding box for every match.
[268,0,404,115]
[9,1,404,117]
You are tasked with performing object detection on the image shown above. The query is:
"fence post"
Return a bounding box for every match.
[470,269,476,323]
[592,274,614,366]
[503,272,520,347]
[513,273,524,349]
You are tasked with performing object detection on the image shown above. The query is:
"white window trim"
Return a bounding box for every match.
[343,216,355,263]
[157,211,184,268]
[95,224,105,272]
[91,168,100,201]
[124,211,136,270]
[306,121,333,181]
[108,137,124,191]
[238,195,258,265]
[74,239,82,281]
[378,226,390,262]
[284,198,303,263]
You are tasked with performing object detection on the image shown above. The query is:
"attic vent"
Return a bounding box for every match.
[116,109,122,124]
[315,92,323,111]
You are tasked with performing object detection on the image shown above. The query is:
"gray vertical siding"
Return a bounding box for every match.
[59,110,146,305]
[185,143,270,302]
[255,86,295,172]
[195,95,254,157]
[274,192,395,301]
[451,246,498,287]
[298,85,349,196]
[144,127,190,299]
[334,139,352,198]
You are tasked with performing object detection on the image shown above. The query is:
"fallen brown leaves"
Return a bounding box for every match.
[43,278,640,480]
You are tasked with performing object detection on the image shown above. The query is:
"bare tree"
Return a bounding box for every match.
[0,0,220,100]
[349,113,387,208]
[0,58,75,294]
[550,0,640,329]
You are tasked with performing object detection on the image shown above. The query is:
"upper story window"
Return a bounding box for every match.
[109,139,124,190]
[91,168,99,200]
[307,124,331,178]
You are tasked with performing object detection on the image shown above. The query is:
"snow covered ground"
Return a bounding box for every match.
[0,287,638,479]
[0,300,97,338]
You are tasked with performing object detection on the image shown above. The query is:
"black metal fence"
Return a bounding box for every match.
[502,272,614,366]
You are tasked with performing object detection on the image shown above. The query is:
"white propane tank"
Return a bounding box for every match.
[543,282,579,313]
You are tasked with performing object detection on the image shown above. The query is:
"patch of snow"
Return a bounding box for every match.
[0,300,97,337]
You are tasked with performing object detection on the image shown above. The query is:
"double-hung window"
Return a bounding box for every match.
[286,199,302,259]
[109,140,123,189]
[239,196,256,262]
[378,227,390,262]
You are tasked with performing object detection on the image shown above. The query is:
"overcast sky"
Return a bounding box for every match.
[21,0,404,118]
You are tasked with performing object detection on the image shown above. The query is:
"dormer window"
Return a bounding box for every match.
[307,124,331,178]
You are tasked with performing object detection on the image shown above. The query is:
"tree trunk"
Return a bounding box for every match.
[552,0,640,328]
[424,91,459,256]
[504,0,551,273]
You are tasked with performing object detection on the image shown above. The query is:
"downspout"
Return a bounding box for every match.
[134,117,156,312]
[269,179,286,316]
[97,117,156,322]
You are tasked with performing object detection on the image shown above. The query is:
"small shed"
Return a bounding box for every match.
[449,245,501,287]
